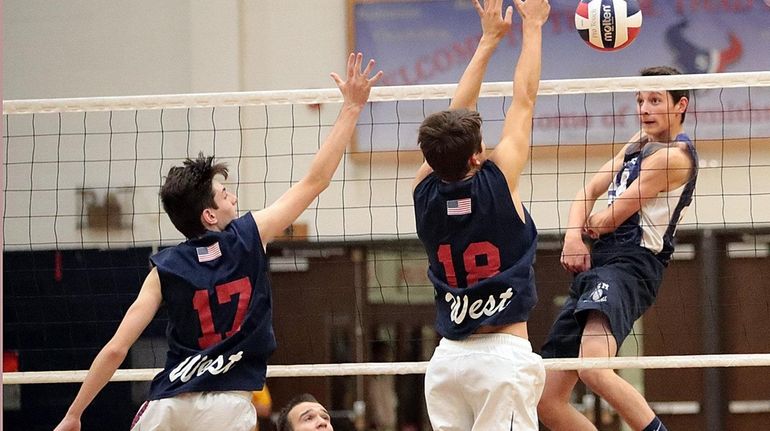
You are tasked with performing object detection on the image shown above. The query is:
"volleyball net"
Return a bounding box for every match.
[4,72,770,426]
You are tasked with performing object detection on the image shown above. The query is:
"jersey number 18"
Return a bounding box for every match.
[437,241,500,288]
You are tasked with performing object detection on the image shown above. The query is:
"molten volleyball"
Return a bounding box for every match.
[575,0,642,51]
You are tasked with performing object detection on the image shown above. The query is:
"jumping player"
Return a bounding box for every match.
[412,0,550,429]
[52,53,382,431]
[537,66,697,431]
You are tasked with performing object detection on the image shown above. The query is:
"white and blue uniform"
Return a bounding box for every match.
[131,212,273,430]
[414,161,545,431]
[601,134,698,265]
[542,135,698,358]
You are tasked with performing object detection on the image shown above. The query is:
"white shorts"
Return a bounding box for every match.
[424,334,545,431]
[131,391,256,431]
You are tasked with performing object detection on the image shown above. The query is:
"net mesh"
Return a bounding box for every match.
[4,72,770,429]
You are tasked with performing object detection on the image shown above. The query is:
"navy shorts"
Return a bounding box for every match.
[540,246,664,359]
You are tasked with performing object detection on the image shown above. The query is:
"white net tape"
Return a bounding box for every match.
[5,71,770,114]
[5,353,770,385]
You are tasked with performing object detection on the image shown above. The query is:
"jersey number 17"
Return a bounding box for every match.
[192,277,252,349]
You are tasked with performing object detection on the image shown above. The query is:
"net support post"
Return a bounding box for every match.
[700,229,724,431]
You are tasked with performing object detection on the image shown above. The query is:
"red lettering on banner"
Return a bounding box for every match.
[638,0,661,17]
[676,0,754,14]
[382,34,482,85]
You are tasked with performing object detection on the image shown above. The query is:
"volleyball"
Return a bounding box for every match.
[575,0,642,51]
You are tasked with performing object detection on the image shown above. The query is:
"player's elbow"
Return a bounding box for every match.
[512,92,536,111]
[102,341,130,363]
[305,175,332,195]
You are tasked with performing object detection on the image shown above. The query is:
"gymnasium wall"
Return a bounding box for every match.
[4,1,769,249]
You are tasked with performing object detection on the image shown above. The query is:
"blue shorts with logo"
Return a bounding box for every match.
[540,245,665,359]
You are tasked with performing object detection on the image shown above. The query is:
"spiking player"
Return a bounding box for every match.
[412,0,550,429]
[53,53,382,431]
[538,66,697,431]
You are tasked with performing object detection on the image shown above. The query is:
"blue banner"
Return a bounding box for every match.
[354,0,770,148]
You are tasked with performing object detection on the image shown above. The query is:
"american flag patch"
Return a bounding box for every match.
[446,198,472,215]
[196,242,222,263]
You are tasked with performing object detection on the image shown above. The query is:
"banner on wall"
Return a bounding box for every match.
[353,0,770,148]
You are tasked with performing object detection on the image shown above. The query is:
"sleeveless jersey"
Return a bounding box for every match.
[596,133,698,265]
[413,161,538,340]
[147,212,276,400]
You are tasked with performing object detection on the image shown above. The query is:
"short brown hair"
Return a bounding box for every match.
[159,153,228,238]
[640,66,690,123]
[276,393,321,431]
[418,109,483,181]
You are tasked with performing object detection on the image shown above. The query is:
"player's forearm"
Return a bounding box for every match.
[512,22,544,107]
[450,37,499,110]
[585,205,626,237]
[302,104,363,192]
[565,188,594,240]
[65,344,128,418]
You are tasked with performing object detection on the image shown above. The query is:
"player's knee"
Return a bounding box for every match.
[537,397,555,421]
[537,388,566,423]
[577,367,614,392]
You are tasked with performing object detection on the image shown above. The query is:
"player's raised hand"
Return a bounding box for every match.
[513,0,550,26]
[330,52,383,109]
[472,0,513,42]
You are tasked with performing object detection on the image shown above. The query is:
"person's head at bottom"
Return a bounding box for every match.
[276,393,333,431]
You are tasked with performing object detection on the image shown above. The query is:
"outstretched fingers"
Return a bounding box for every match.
[504,5,513,24]
[332,52,357,86]
[329,72,343,86]
[472,0,483,17]
[362,59,383,83]
[352,52,363,79]
[331,53,383,106]
[369,69,384,85]
[514,0,550,24]
[346,52,356,80]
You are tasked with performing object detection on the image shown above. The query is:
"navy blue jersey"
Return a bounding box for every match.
[147,212,276,400]
[595,133,698,265]
[413,161,538,340]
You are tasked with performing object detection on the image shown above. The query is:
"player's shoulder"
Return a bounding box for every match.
[639,142,695,185]
[642,139,689,159]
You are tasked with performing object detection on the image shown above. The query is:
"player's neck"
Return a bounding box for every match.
[649,124,683,143]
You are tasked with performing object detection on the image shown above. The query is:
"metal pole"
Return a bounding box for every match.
[700,229,724,431]
[351,247,367,431]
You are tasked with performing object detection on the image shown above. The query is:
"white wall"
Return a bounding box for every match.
[3,1,769,251]
[3,0,349,99]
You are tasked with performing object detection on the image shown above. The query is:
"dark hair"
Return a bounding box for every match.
[418,109,483,181]
[276,393,321,431]
[640,66,690,123]
[159,152,229,238]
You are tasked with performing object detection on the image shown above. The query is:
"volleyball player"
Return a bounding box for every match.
[412,0,550,429]
[52,53,382,431]
[537,66,697,431]
[276,393,333,431]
